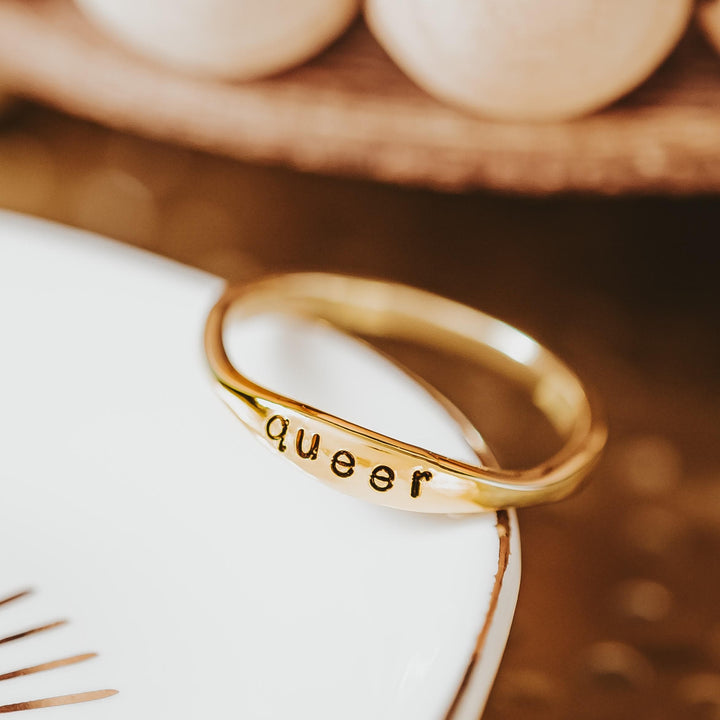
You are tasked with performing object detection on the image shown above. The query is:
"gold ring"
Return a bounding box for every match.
[204,273,607,513]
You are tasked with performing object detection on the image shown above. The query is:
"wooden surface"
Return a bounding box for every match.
[1,103,720,719]
[2,0,720,194]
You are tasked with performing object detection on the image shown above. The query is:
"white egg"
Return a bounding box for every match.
[365,0,692,121]
[75,0,360,80]
[698,0,720,58]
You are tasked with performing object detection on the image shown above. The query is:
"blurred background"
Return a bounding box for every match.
[2,0,720,718]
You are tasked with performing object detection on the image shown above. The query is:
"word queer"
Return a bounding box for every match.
[265,415,432,498]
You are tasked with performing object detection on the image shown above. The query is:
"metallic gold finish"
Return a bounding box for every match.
[0,621,66,646]
[205,273,607,513]
[0,592,31,609]
[0,690,118,713]
[0,654,97,682]
[445,510,511,719]
[0,591,117,711]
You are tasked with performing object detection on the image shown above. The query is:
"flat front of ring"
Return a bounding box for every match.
[220,393,485,514]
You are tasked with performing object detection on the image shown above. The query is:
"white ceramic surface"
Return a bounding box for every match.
[0,212,519,719]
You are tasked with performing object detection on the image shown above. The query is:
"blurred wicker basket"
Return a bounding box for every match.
[1,0,720,194]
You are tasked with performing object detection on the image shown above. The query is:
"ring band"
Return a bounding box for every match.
[204,273,607,513]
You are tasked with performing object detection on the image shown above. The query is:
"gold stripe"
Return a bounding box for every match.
[0,591,31,609]
[0,654,97,682]
[0,621,66,646]
[0,690,118,713]
[444,510,512,720]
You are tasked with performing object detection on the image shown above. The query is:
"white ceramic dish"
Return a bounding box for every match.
[0,212,519,719]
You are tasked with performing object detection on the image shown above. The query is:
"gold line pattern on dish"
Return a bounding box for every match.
[0,690,119,713]
[0,589,118,712]
[0,621,67,647]
[0,654,97,682]
[0,593,31,610]
[444,510,511,719]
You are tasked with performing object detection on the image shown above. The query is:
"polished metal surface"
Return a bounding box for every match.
[206,275,605,511]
